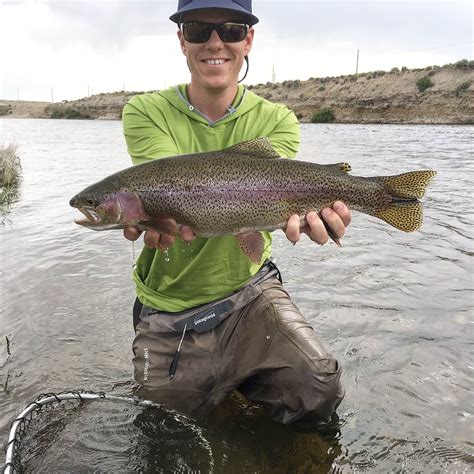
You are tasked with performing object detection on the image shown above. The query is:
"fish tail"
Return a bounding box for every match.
[374,170,437,200]
[372,170,436,232]
[373,201,423,232]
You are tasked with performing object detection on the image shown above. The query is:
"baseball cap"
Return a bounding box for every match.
[170,0,259,25]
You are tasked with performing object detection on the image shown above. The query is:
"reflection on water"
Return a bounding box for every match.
[0,119,473,471]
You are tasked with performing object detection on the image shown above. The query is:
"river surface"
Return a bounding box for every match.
[0,119,472,472]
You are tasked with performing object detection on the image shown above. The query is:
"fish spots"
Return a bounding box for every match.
[71,140,436,240]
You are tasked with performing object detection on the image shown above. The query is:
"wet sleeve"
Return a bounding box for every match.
[122,96,179,165]
[268,107,301,159]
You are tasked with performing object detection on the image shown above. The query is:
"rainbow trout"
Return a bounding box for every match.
[70,138,436,263]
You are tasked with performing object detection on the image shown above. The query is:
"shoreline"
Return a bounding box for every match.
[1,62,473,124]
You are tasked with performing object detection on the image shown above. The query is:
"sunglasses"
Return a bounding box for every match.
[181,21,249,44]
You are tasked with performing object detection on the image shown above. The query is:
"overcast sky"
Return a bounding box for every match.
[1,0,472,102]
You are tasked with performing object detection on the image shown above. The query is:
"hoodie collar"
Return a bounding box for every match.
[167,84,248,126]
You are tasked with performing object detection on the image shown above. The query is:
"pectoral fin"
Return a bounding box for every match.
[236,232,265,264]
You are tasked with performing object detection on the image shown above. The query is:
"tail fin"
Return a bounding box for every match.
[372,170,436,232]
[374,170,437,199]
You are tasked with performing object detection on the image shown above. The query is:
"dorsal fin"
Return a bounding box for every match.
[224,138,281,159]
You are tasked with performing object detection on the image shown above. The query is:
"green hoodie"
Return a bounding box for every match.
[122,85,300,312]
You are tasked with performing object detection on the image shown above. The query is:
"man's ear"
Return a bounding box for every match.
[177,30,187,55]
[243,27,255,56]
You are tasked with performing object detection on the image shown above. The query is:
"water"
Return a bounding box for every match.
[0,119,472,472]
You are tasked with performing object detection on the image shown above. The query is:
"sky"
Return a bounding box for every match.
[1,0,472,102]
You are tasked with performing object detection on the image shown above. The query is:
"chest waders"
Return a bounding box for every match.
[135,260,282,378]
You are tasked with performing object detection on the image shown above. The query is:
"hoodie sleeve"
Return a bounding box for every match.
[122,94,179,165]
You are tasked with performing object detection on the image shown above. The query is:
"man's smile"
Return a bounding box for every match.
[202,58,228,65]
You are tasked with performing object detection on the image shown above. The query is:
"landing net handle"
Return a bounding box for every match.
[2,391,160,474]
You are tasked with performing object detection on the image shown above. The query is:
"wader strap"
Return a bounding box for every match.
[139,260,281,334]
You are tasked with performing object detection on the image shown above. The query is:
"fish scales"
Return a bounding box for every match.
[70,138,436,261]
[112,154,386,235]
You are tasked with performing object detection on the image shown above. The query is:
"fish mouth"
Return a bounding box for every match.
[73,206,125,231]
[74,207,103,227]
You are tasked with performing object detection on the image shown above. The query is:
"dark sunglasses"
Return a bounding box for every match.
[181,21,249,44]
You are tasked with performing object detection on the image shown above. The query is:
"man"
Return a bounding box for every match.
[122,0,351,425]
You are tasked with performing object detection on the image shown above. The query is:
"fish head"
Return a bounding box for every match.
[70,182,147,231]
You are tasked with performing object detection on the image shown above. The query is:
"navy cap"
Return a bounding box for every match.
[170,0,259,25]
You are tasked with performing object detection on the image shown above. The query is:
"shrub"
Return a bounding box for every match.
[311,108,335,123]
[416,76,434,92]
[454,59,469,69]
[390,67,400,73]
[401,66,408,72]
[318,86,326,91]
[0,145,21,187]
[0,103,10,116]
[49,107,90,119]
[0,144,21,212]
[455,81,472,96]
[282,79,301,89]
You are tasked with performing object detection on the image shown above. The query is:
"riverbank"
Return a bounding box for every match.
[1,61,473,124]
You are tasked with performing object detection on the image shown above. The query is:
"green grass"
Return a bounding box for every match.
[311,108,335,123]
[0,144,22,214]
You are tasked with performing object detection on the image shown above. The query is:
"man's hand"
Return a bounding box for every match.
[124,222,195,249]
[285,201,351,245]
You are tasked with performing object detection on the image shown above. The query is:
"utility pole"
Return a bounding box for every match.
[356,49,359,74]
[272,64,276,83]
[51,88,54,103]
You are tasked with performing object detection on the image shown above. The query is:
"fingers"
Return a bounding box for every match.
[179,225,195,243]
[332,201,352,227]
[285,215,301,244]
[313,201,351,245]
[143,229,170,249]
[128,225,195,250]
[305,211,331,244]
[292,202,352,246]
[124,226,142,241]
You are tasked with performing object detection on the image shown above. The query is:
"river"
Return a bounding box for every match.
[0,119,472,472]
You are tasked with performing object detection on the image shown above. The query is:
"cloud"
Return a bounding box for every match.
[1,1,472,101]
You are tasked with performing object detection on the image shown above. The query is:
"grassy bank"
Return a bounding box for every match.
[0,144,22,214]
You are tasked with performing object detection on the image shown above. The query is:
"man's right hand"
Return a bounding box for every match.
[124,223,195,249]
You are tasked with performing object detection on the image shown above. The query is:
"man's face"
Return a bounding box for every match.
[177,9,254,92]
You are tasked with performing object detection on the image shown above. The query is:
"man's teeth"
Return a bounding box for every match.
[205,59,226,65]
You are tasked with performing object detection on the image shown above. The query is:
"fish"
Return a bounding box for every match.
[69,137,436,263]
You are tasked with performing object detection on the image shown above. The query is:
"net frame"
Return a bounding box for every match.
[1,390,161,474]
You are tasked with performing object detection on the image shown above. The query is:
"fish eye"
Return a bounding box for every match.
[86,196,95,207]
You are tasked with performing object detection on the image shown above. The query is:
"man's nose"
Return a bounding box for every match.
[206,29,224,47]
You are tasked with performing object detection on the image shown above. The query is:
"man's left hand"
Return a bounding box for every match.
[285,201,351,245]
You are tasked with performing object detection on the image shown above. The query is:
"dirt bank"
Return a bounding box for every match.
[1,61,473,124]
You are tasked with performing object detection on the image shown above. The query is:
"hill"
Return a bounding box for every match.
[1,61,473,124]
